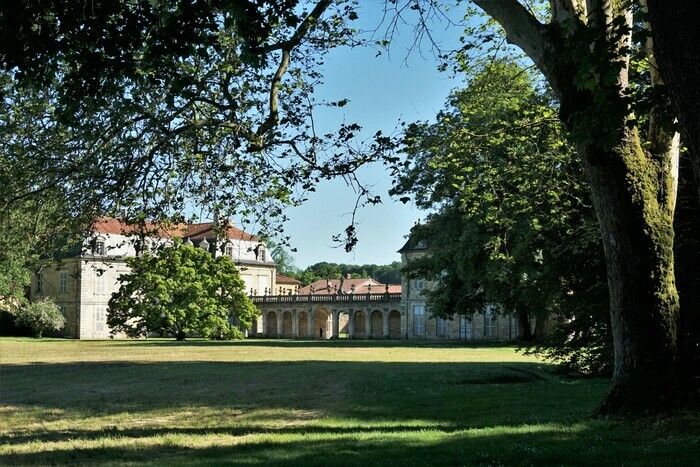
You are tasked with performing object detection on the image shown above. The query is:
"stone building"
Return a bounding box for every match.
[30,217,275,339]
[31,217,521,341]
[398,237,520,340]
[275,274,302,295]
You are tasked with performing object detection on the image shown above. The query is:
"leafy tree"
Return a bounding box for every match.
[393,59,611,372]
[0,1,393,251]
[458,0,683,415]
[290,261,403,286]
[267,240,299,275]
[12,298,66,338]
[108,242,257,340]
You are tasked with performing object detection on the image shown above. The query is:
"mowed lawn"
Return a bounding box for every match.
[0,339,698,466]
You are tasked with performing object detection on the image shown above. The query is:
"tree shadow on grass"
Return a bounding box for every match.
[1,360,600,428]
[116,338,519,349]
[1,420,695,466]
[3,359,697,466]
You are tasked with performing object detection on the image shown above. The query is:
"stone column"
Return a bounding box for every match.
[348,309,354,339]
[383,308,389,339]
[365,309,371,339]
[401,309,407,339]
[261,312,267,337]
[332,310,340,339]
[276,310,283,338]
[293,310,299,338]
[307,307,314,339]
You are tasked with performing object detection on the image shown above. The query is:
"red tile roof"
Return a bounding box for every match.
[92,217,258,241]
[276,274,302,285]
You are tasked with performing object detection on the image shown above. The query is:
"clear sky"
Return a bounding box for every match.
[283,2,465,268]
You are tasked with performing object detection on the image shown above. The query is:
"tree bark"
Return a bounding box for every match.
[673,149,700,400]
[580,127,680,415]
[517,309,533,341]
[472,0,683,415]
[646,0,700,403]
[646,1,700,206]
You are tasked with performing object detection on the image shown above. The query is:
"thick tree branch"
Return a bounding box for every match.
[472,0,551,78]
[254,0,333,142]
[640,0,679,215]
[254,0,333,54]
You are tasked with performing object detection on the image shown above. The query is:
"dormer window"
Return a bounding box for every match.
[260,248,266,262]
[94,238,106,255]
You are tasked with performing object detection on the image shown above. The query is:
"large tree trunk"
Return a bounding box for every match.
[580,128,680,415]
[517,309,533,341]
[646,0,700,403]
[646,1,700,205]
[473,0,683,415]
[673,150,700,400]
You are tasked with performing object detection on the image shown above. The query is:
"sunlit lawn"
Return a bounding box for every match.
[1,338,698,466]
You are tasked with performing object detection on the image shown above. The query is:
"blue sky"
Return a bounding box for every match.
[283,2,465,268]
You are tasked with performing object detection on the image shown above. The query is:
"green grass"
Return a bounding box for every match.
[0,338,698,466]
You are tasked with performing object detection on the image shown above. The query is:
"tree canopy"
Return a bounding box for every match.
[393,59,610,373]
[108,242,257,340]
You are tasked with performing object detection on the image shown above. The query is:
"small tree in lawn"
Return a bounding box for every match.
[13,298,65,338]
[108,242,257,340]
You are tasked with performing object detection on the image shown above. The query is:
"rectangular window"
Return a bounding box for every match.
[414,279,425,291]
[436,317,448,337]
[96,272,106,295]
[94,306,106,333]
[459,316,471,340]
[225,244,234,257]
[94,240,106,255]
[260,249,266,262]
[36,273,43,293]
[510,316,519,340]
[59,271,68,294]
[485,310,497,337]
[412,304,425,337]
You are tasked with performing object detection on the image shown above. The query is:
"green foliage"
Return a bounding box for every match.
[12,298,65,338]
[108,242,257,340]
[267,240,298,276]
[290,261,403,286]
[392,59,611,374]
[0,1,390,253]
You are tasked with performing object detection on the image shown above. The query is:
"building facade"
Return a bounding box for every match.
[30,217,276,339]
[398,238,520,341]
[32,218,520,341]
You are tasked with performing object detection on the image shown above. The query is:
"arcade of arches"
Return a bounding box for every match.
[259,307,403,339]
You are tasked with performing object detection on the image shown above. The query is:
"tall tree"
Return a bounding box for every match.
[462,0,681,415]
[393,59,610,370]
[644,0,700,401]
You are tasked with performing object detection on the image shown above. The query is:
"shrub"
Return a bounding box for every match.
[13,298,65,338]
